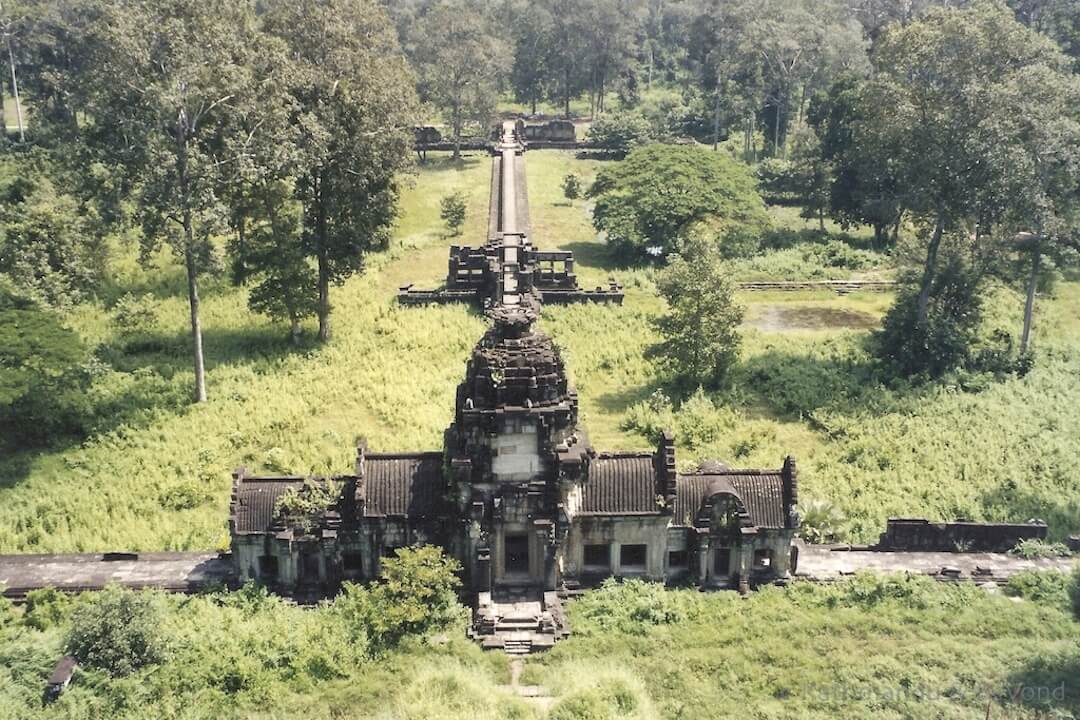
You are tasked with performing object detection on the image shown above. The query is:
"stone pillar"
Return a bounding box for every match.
[695,530,710,586]
[534,519,557,590]
[476,545,492,593]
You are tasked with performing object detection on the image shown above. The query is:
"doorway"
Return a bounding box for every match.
[504,534,530,577]
[713,547,732,577]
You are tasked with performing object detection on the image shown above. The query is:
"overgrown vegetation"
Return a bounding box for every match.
[0,151,1077,554]
[527,576,1080,719]
[3,574,1077,718]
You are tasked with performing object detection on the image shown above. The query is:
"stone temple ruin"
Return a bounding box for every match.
[230,122,799,653]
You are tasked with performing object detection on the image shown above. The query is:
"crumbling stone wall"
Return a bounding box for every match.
[877,518,1048,552]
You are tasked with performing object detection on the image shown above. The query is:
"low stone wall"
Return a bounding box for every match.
[737,280,897,293]
[397,285,478,305]
[877,518,1048,553]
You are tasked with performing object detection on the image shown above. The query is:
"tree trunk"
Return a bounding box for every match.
[315,178,331,342]
[0,69,5,133]
[646,45,653,90]
[1020,240,1041,354]
[235,213,247,285]
[916,216,945,327]
[818,207,825,232]
[564,69,571,118]
[751,114,757,163]
[712,86,721,151]
[451,103,461,160]
[176,130,207,403]
[873,222,885,250]
[773,102,780,158]
[7,35,24,142]
[290,314,302,346]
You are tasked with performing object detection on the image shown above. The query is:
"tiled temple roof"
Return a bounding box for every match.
[674,472,788,529]
[231,477,306,534]
[362,453,445,518]
[580,453,661,515]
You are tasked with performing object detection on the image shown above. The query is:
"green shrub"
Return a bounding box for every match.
[755,158,804,206]
[1009,539,1072,559]
[562,173,582,205]
[0,280,95,446]
[440,191,467,236]
[110,292,160,338]
[585,113,654,156]
[573,579,702,634]
[335,545,462,653]
[797,498,848,544]
[1005,570,1071,609]
[23,588,72,631]
[273,479,341,533]
[64,586,169,676]
[588,144,769,259]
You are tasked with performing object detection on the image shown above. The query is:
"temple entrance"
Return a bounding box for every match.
[713,547,732,577]
[504,534,530,577]
[300,551,321,585]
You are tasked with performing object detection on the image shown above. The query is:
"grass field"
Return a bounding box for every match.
[0,150,1078,552]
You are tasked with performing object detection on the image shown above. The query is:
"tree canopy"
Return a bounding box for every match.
[588,144,769,259]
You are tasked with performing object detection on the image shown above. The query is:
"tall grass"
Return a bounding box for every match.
[3,576,1076,718]
[526,576,1080,719]
[1,151,1078,552]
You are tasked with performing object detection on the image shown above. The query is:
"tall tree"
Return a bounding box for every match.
[541,0,590,117]
[510,2,554,115]
[869,0,1067,327]
[264,0,417,341]
[580,0,645,116]
[245,180,318,344]
[981,64,1080,352]
[414,0,506,158]
[652,236,744,388]
[80,0,275,402]
[809,74,904,247]
[0,0,26,142]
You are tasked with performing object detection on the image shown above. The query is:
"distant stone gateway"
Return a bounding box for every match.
[230,122,799,652]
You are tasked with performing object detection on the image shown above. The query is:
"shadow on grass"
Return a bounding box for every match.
[0,451,36,491]
[977,484,1080,542]
[1005,651,1080,718]
[99,324,318,375]
[561,241,639,274]
[731,346,903,422]
[415,156,485,173]
[0,324,320,489]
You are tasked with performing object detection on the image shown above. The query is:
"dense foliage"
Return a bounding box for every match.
[0,280,92,446]
[588,144,769,259]
[338,545,464,652]
[64,585,169,676]
[652,238,743,388]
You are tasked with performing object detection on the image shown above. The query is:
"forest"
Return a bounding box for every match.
[1,0,1079,718]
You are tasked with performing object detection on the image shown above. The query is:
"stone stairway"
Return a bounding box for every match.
[469,588,569,655]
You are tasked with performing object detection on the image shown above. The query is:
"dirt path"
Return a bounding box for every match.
[505,658,556,712]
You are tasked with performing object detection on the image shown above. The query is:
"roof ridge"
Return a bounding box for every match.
[679,469,782,477]
[366,451,443,459]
